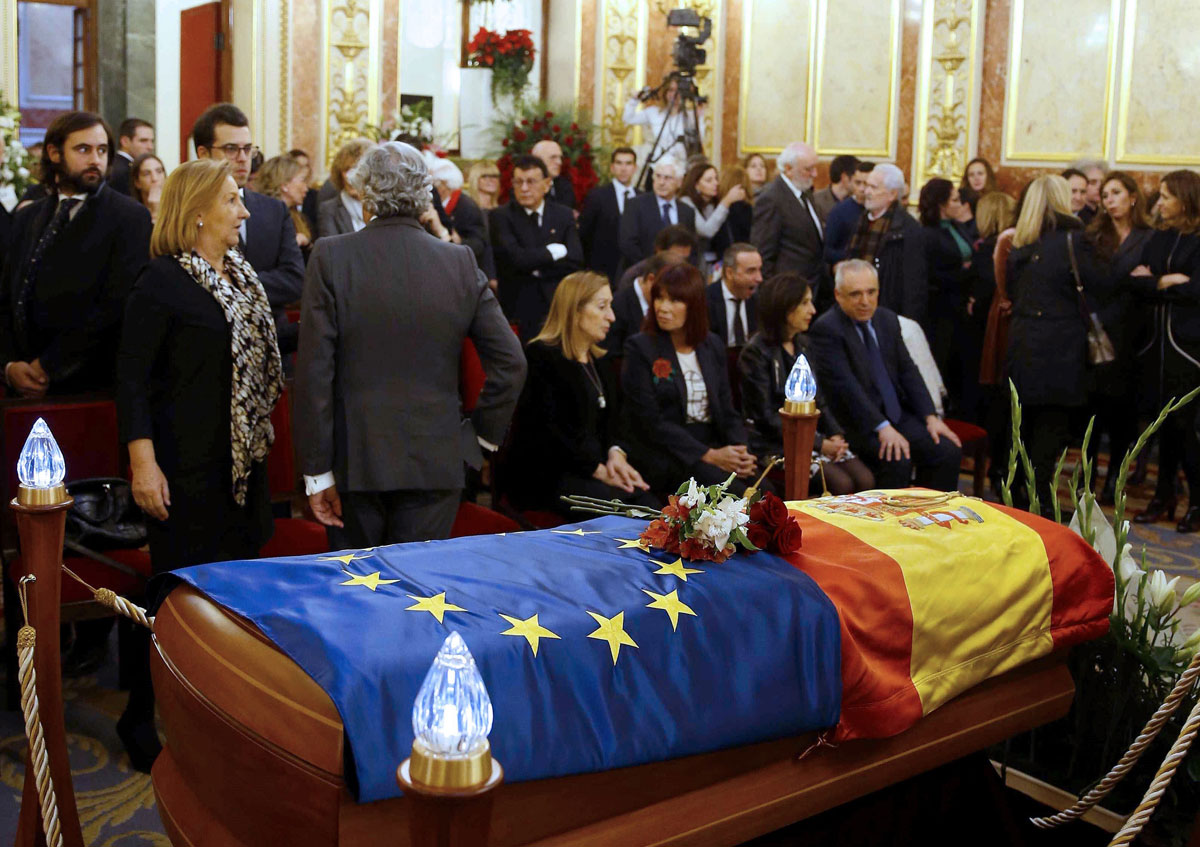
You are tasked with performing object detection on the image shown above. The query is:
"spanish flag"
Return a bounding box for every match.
[786,490,1114,741]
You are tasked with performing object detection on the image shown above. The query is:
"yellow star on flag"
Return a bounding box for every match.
[642,589,697,631]
[339,570,400,591]
[652,558,703,581]
[551,528,602,536]
[498,613,561,657]
[614,537,650,552]
[320,551,375,566]
[405,592,466,623]
[586,611,638,665]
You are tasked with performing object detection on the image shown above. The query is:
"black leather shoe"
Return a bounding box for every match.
[1134,498,1177,524]
[116,712,162,774]
[1177,506,1200,533]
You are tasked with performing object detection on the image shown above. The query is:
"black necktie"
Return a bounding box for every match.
[16,197,81,348]
[857,321,902,424]
[662,202,674,226]
[733,300,746,346]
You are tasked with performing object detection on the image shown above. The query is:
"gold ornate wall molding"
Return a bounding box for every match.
[323,0,382,167]
[912,0,982,189]
[0,0,16,105]
[598,0,647,147]
[280,0,291,154]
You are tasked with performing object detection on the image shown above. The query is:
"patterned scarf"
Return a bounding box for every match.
[849,203,895,263]
[176,249,283,506]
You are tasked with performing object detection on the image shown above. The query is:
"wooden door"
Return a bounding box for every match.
[179,2,229,162]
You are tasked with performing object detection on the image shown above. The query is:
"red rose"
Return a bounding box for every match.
[564,135,575,146]
[514,130,527,142]
[532,120,543,131]
[773,519,803,555]
[651,358,673,380]
[583,143,592,152]
[749,492,788,529]
[501,138,510,147]
[552,124,561,133]
[571,122,580,131]
[746,523,772,550]
[545,110,554,119]
[521,119,530,126]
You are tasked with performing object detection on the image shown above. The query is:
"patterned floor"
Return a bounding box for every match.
[0,468,1195,845]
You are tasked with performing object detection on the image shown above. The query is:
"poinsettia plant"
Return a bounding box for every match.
[467,27,535,102]
[492,101,603,208]
[563,472,801,564]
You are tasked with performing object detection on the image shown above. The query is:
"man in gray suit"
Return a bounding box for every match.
[751,141,832,309]
[295,142,526,547]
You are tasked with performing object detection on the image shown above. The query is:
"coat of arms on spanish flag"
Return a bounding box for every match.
[786,490,1113,742]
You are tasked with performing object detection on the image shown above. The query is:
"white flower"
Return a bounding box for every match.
[0,117,12,129]
[1069,493,1115,563]
[1146,570,1181,616]
[1180,581,1200,609]
[16,167,28,179]
[679,478,706,510]
[715,496,749,528]
[0,168,10,181]
[693,508,734,551]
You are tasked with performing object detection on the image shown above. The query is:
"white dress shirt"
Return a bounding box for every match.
[340,191,366,232]
[614,181,635,215]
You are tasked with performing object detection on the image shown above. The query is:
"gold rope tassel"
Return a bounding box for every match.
[1029,649,1200,834]
[61,565,154,630]
[15,576,64,847]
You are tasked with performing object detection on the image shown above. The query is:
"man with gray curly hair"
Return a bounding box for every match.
[294,141,526,546]
[846,162,927,325]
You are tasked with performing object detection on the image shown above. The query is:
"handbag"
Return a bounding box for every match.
[1067,231,1116,366]
[65,477,148,551]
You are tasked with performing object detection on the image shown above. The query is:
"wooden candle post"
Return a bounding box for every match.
[12,445,85,847]
[396,756,503,847]
[780,400,821,501]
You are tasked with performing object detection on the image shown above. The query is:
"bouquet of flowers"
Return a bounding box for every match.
[564,473,802,564]
[493,101,602,207]
[467,27,536,102]
[0,96,33,211]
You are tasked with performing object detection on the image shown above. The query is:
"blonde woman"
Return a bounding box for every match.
[1005,175,1096,504]
[466,160,501,211]
[256,155,313,250]
[115,158,283,771]
[505,271,654,514]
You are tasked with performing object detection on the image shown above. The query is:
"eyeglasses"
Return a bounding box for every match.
[512,177,545,188]
[216,144,255,159]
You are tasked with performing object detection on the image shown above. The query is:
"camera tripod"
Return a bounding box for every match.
[634,71,706,192]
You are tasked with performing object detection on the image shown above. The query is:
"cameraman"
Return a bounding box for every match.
[623,78,706,173]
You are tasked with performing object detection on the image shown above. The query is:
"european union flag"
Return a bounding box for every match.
[170,515,842,802]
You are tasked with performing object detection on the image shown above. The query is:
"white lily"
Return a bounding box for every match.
[1069,493,1115,563]
[693,508,733,551]
[679,478,706,510]
[1146,570,1181,616]
[1180,581,1200,610]
[715,496,749,528]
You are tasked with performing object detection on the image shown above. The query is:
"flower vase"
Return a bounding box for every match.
[460,67,513,158]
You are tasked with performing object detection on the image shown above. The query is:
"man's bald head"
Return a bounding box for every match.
[531,139,563,178]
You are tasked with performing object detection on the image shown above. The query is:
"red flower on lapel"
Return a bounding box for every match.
[652,358,674,383]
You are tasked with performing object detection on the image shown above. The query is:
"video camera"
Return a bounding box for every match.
[667,8,712,75]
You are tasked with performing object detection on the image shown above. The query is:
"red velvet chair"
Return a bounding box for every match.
[450,501,521,537]
[944,418,988,497]
[260,384,330,559]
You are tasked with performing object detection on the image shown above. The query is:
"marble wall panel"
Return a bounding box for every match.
[1002,0,1117,162]
[811,0,898,156]
[737,0,812,153]
[1115,0,1200,165]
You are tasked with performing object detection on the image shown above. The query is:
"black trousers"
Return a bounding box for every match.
[329,488,462,549]
[857,413,962,492]
[1021,405,1075,505]
[1155,409,1200,503]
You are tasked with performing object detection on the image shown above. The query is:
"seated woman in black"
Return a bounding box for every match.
[621,263,758,495]
[739,272,874,495]
[506,271,656,514]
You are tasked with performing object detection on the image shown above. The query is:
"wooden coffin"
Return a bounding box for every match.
[149,584,1076,847]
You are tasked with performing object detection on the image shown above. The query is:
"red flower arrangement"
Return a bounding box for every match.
[652,358,674,382]
[493,102,603,207]
[467,27,535,101]
[749,492,804,556]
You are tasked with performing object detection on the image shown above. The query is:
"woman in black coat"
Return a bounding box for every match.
[1006,175,1098,502]
[919,178,977,415]
[1129,170,1200,530]
[739,273,873,494]
[115,159,283,770]
[506,271,655,514]
[1083,171,1153,504]
[621,263,757,495]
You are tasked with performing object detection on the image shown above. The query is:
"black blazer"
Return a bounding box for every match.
[548,174,576,209]
[107,154,133,196]
[808,305,935,447]
[618,193,696,269]
[0,203,11,279]
[750,176,825,281]
[706,281,758,346]
[620,331,747,477]
[116,256,240,476]
[712,200,752,260]
[870,206,928,327]
[739,332,843,458]
[580,182,637,283]
[489,199,583,338]
[317,195,355,240]
[602,283,648,357]
[448,191,496,279]
[0,184,152,392]
[1128,228,1200,406]
[242,189,304,310]
[507,340,626,504]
